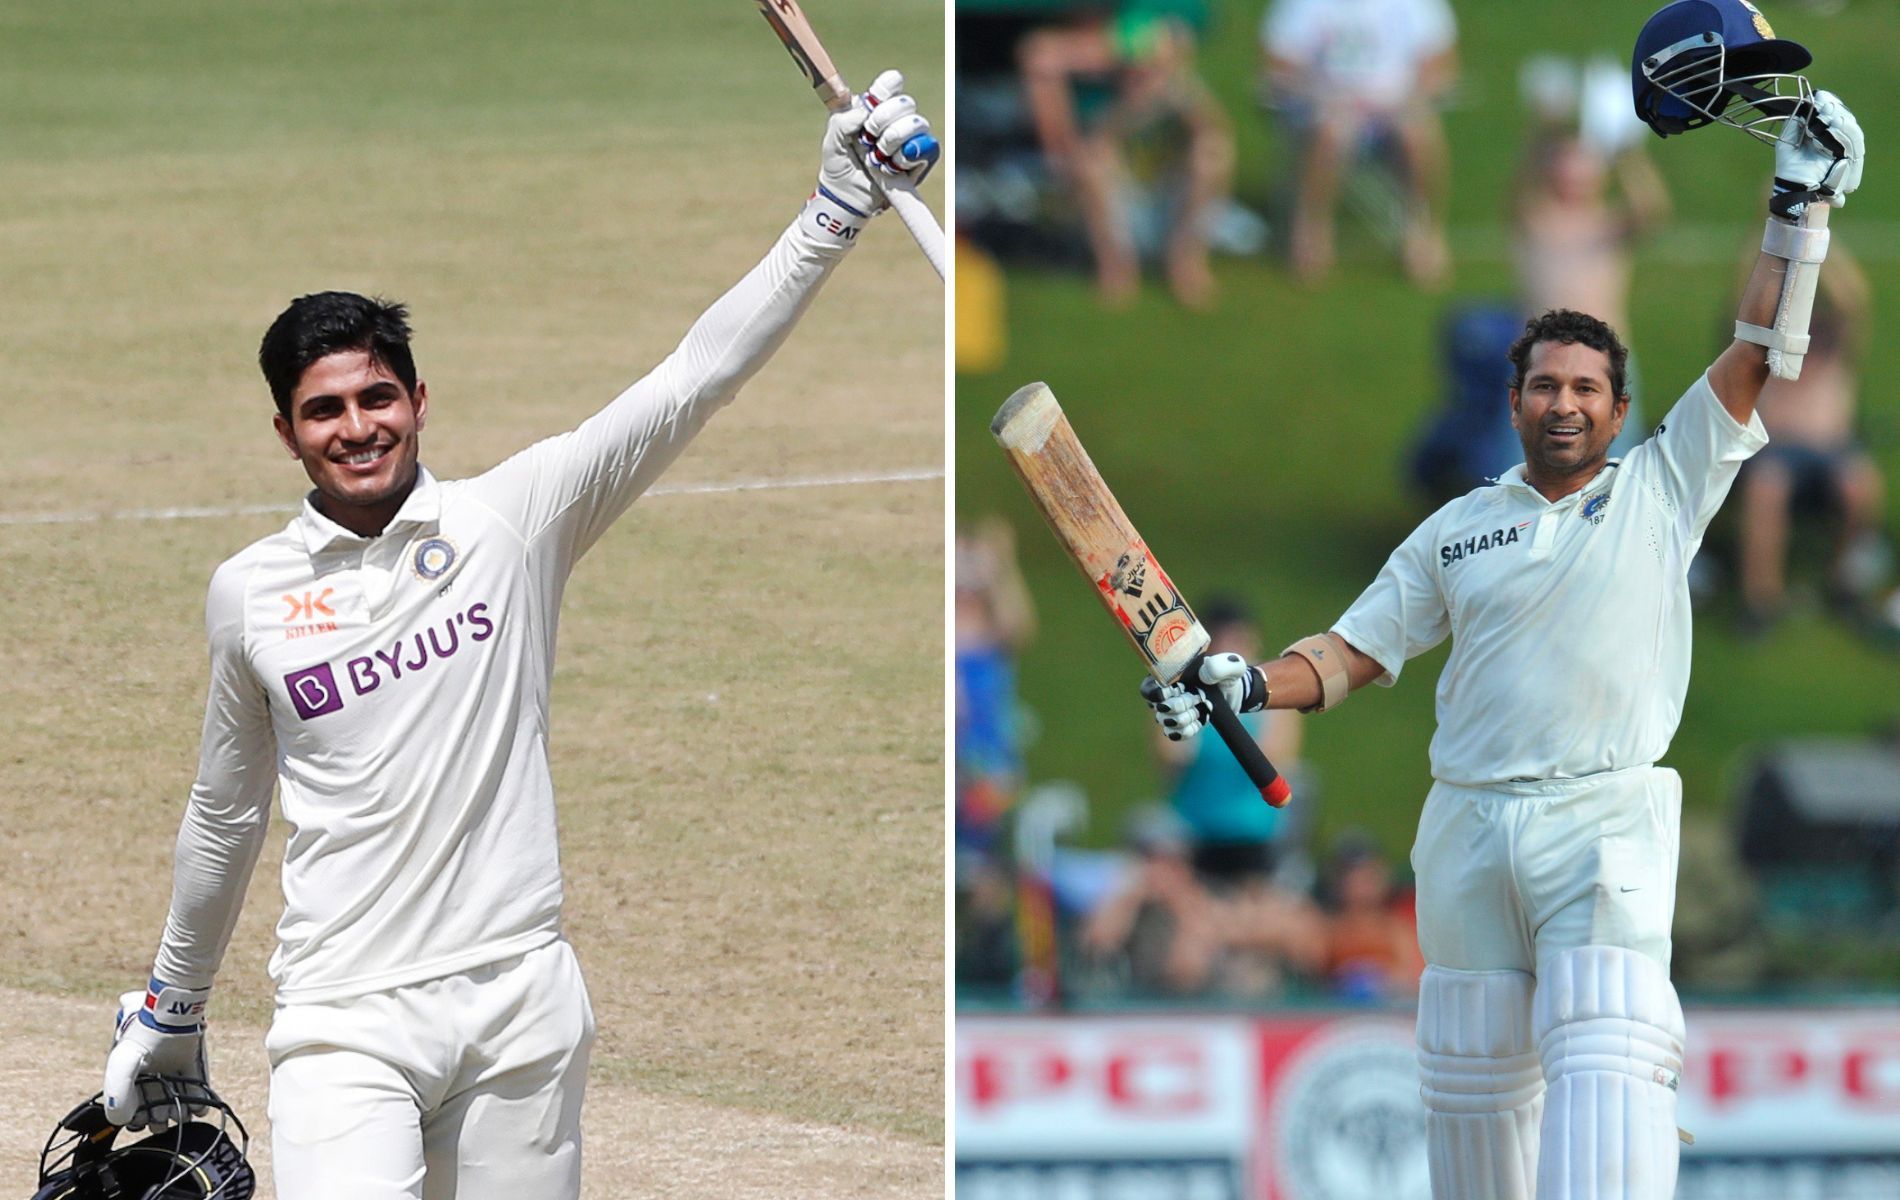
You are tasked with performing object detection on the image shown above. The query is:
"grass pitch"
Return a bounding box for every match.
[0,0,943,1191]
[955,1,1900,894]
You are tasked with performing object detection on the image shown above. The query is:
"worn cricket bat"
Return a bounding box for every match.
[751,0,947,278]
[993,382,1292,808]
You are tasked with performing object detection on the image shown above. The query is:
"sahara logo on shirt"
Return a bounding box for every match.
[1440,522,1530,567]
[282,602,497,720]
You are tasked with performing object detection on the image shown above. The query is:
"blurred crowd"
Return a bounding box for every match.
[957,0,1900,1006]
[958,521,1425,1007]
[962,0,1895,642]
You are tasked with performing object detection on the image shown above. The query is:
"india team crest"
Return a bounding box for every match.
[1581,494,1610,525]
[1738,0,1774,39]
[413,537,458,580]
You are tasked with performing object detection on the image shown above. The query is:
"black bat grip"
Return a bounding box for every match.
[1186,656,1292,808]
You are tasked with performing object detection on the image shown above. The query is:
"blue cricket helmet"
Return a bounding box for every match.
[1632,0,1811,136]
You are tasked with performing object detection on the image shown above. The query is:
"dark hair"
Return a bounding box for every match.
[259,292,417,418]
[1507,309,1629,403]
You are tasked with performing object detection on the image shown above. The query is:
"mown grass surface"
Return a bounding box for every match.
[0,0,945,1167]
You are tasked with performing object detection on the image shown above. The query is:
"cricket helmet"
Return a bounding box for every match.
[1632,0,1812,139]
[32,1077,254,1200]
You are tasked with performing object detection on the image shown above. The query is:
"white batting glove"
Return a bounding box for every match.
[1773,90,1865,218]
[814,70,937,220]
[858,70,939,186]
[103,980,212,1129]
[1138,653,1266,741]
[1141,676,1208,741]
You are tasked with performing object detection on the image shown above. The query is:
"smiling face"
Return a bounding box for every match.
[273,349,428,536]
[1510,339,1628,500]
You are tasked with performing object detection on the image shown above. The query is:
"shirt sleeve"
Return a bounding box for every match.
[1625,370,1769,543]
[151,560,277,990]
[467,216,849,572]
[1330,508,1452,687]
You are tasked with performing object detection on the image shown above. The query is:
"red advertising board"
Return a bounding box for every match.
[958,1008,1900,1200]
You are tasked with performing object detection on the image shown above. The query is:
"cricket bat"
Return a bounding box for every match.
[751,0,947,278]
[992,382,1292,808]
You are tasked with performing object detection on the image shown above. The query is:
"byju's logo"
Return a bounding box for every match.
[284,663,345,720]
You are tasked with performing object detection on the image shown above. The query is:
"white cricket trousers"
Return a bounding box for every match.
[1411,764,1682,974]
[266,938,595,1200]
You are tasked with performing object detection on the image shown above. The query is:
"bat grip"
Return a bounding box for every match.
[1188,661,1292,808]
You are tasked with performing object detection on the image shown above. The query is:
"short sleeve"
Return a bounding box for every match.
[1622,371,1769,542]
[1331,510,1452,686]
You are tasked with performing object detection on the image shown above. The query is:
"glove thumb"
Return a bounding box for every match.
[103,1037,145,1126]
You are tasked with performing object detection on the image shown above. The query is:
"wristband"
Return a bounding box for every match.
[140,977,211,1033]
[1241,664,1270,713]
[795,185,869,254]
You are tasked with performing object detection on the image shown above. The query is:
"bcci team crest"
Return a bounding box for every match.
[1581,494,1611,525]
[1739,0,1774,39]
[413,537,458,580]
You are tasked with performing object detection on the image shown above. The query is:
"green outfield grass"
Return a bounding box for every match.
[0,0,944,1176]
[956,0,1900,868]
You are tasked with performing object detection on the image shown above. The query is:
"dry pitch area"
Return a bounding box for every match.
[0,2,942,1193]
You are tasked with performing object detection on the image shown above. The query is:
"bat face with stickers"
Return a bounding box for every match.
[992,382,1292,808]
[751,0,947,278]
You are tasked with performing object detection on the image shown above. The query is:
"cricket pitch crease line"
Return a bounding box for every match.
[0,467,944,528]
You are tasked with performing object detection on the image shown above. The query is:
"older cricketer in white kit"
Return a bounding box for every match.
[1144,90,1863,1200]
[98,73,935,1199]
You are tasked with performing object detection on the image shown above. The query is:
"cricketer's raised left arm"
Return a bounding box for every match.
[470,75,937,570]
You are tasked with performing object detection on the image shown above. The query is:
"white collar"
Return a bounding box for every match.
[296,466,441,555]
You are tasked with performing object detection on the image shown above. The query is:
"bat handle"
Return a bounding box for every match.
[1192,666,1293,808]
[883,182,946,278]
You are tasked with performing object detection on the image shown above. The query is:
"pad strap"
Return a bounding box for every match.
[1761,217,1830,263]
[1733,320,1810,356]
[1283,633,1349,713]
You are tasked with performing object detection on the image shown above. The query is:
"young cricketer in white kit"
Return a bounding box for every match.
[99,74,936,1199]
[1144,91,1864,1199]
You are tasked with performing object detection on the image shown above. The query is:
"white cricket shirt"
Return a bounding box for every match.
[153,219,846,1003]
[1332,372,1766,787]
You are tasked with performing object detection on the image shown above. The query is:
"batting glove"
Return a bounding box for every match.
[1773,90,1865,219]
[814,69,937,221]
[103,980,212,1129]
[1138,653,1267,741]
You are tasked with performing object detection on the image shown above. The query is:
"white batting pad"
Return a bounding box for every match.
[1533,946,1686,1200]
[1417,966,1543,1200]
